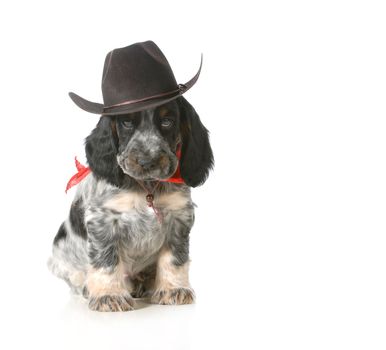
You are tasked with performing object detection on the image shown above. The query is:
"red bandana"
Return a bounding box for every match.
[65,158,91,193]
[159,146,184,184]
[65,147,184,193]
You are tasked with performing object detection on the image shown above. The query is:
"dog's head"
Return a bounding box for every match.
[85,97,213,187]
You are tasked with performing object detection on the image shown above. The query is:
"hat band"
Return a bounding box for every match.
[103,85,185,111]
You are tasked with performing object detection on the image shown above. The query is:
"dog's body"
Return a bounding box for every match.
[48,97,213,311]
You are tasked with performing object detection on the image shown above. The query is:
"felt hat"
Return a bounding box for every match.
[69,41,202,115]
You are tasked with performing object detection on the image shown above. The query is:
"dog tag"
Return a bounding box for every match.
[146,194,154,206]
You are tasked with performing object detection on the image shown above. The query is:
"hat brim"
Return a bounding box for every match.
[69,55,202,116]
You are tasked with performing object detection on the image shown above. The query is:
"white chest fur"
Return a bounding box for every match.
[103,190,190,213]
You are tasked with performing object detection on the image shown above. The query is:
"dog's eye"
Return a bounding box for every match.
[121,120,134,130]
[161,118,174,129]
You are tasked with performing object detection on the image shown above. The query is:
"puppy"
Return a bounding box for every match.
[48,96,213,311]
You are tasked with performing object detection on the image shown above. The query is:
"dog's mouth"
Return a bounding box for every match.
[117,152,178,182]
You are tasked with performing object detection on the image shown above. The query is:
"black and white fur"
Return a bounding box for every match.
[48,97,213,312]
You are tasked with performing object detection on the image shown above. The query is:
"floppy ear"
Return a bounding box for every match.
[178,97,214,187]
[85,116,123,186]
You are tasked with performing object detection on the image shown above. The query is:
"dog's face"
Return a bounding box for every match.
[115,100,180,181]
[85,96,213,187]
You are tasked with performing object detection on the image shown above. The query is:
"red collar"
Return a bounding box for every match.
[65,147,184,193]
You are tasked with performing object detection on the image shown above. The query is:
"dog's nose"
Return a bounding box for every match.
[137,157,157,170]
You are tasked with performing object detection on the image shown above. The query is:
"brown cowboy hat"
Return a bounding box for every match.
[69,41,202,115]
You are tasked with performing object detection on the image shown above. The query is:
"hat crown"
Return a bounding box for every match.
[101,41,178,107]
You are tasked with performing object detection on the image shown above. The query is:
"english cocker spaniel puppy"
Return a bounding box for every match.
[48,96,213,311]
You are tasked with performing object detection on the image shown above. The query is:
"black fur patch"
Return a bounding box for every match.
[69,198,88,240]
[178,97,214,187]
[85,116,123,187]
[53,222,67,245]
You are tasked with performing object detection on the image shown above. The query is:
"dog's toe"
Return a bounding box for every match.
[88,294,134,312]
[151,287,195,305]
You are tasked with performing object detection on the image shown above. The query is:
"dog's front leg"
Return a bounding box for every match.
[85,208,134,312]
[151,208,195,305]
[86,266,133,312]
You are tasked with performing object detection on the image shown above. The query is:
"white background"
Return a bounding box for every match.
[0,0,385,349]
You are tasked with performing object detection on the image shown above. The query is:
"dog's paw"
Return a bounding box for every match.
[88,294,134,312]
[151,287,195,305]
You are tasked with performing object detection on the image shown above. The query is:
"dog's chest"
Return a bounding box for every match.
[118,208,165,270]
[103,190,189,270]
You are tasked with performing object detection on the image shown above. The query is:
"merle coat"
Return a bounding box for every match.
[48,97,213,312]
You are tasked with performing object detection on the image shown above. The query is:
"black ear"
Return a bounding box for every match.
[178,97,214,187]
[85,116,122,186]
